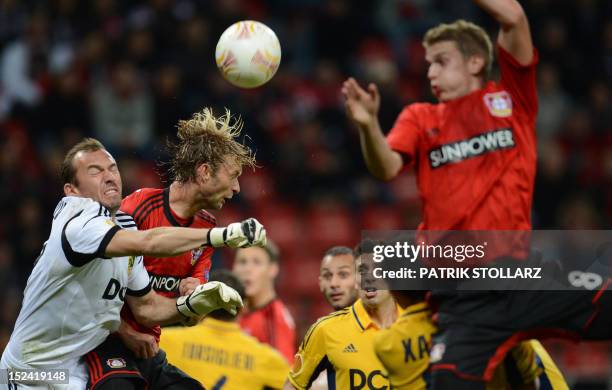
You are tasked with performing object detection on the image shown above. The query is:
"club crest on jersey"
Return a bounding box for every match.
[484,91,512,117]
[128,256,135,276]
[191,247,204,266]
[106,358,127,369]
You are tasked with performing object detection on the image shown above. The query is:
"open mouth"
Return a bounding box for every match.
[330,293,344,301]
[364,287,377,298]
[104,188,118,195]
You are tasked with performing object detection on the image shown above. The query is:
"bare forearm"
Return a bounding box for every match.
[127,293,183,327]
[474,0,533,64]
[473,0,525,28]
[105,226,210,258]
[142,227,208,257]
[358,120,403,181]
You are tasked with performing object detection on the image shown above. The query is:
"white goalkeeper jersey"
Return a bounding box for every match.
[0,196,151,370]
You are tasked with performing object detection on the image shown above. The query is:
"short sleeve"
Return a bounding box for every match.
[120,188,146,216]
[386,105,422,164]
[126,256,151,296]
[287,320,329,390]
[260,346,290,389]
[62,202,121,267]
[498,45,539,120]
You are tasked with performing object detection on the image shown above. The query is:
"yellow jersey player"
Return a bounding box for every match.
[160,270,290,390]
[284,241,398,390]
[374,290,569,390]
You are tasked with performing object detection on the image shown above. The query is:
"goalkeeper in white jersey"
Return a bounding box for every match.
[0,138,267,390]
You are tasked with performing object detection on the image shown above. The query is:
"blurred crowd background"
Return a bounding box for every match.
[0,0,610,387]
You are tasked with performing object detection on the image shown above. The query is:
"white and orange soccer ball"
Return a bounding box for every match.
[215,20,281,89]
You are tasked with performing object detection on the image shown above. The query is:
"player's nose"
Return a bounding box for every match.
[330,275,343,288]
[232,178,240,194]
[427,64,437,80]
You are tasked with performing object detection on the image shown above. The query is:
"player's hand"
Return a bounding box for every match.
[179,277,200,296]
[117,320,159,359]
[207,218,267,248]
[341,77,381,130]
[176,281,243,318]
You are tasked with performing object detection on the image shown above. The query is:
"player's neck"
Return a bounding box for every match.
[169,181,201,218]
[443,77,485,103]
[470,77,485,93]
[248,288,276,309]
[367,298,397,329]
[462,77,485,98]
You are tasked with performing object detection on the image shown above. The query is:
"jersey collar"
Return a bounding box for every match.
[163,187,193,227]
[399,301,429,317]
[199,317,241,332]
[351,299,401,332]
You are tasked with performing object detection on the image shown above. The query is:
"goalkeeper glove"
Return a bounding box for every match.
[176,281,243,319]
[207,218,267,248]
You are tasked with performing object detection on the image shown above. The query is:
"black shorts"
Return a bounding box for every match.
[429,282,612,382]
[134,349,202,390]
[85,336,146,389]
[86,336,203,390]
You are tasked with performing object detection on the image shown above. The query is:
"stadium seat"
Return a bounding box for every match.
[277,252,322,298]
[310,297,334,320]
[388,171,419,203]
[252,202,303,257]
[238,168,277,207]
[305,203,359,254]
[361,204,404,231]
[211,204,245,227]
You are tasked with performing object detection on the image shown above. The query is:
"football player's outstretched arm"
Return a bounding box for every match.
[104,217,266,257]
[127,281,243,327]
[341,78,403,181]
[474,0,533,64]
[126,290,185,327]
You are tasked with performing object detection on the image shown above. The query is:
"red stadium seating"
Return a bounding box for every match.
[305,203,359,254]
[361,204,404,231]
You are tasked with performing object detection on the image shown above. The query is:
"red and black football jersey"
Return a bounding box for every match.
[387,45,539,232]
[119,187,216,342]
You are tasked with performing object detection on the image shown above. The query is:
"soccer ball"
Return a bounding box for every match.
[215,20,281,89]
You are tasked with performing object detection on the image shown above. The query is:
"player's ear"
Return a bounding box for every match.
[64,182,78,196]
[269,261,279,279]
[467,55,485,77]
[196,163,212,183]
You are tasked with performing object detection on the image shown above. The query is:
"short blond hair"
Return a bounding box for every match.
[168,108,256,183]
[423,19,493,79]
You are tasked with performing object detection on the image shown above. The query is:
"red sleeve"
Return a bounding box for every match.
[274,303,296,363]
[386,105,422,164]
[498,45,539,120]
[120,189,147,216]
[189,246,213,283]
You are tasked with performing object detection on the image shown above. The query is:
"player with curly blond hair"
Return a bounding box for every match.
[85,107,262,390]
